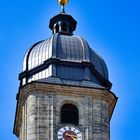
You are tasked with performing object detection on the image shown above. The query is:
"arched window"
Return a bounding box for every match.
[62,22,67,32]
[61,104,79,124]
[55,23,59,33]
[69,27,72,34]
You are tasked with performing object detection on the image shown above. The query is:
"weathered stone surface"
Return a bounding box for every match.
[14,82,117,140]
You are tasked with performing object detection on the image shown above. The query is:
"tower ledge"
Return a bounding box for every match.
[13,81,118,137]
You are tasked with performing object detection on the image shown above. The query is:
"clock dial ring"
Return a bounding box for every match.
[57,126,82,140]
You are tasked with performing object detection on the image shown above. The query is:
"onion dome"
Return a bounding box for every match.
[19,12,112,89]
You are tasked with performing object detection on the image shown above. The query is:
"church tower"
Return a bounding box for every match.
[13,1,118,140]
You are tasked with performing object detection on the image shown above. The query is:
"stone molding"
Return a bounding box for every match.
[14,81,117,137]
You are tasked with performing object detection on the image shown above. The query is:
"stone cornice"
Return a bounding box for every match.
[14,81,118,137]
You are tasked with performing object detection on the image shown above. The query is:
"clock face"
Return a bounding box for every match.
[57,126,82,140]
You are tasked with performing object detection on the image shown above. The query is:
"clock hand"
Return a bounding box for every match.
[71,137,77,140]
[65,133,77,140]
[65,133,78,138]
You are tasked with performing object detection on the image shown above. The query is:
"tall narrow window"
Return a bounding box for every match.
[61,104,79,124]
[56,23,59,33]
[62,22,67,32]
[69,27,72,34]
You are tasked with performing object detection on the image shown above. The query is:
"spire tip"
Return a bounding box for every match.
[57,0,69,6]
[57,0,69,13]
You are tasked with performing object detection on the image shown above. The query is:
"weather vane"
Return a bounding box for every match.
[57,0,69,13]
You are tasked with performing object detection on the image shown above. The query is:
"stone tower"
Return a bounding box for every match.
[13,1,117,140]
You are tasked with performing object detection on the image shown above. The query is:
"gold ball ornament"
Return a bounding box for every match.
[58,0,69,6]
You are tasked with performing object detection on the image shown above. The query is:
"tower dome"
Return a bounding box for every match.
[14,2,118,140]
[19,13,112,89]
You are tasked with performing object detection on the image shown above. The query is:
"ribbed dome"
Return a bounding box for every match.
[23,33,108,79]
[19,13,112,89]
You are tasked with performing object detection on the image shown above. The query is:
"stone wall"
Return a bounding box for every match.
[15,82,117,140]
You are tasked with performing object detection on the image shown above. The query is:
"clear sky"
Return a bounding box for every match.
[0,0,140,140]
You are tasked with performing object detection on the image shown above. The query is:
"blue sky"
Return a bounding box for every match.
[0,0,140,140]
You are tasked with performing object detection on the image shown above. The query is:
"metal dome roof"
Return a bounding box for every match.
[23,33,108,79]
[19,13,112,89]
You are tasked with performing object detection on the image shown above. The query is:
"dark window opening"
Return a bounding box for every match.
[62,22,67,32]
[56,23,59,33]
[61,104,79,124]
[69,27,72,34]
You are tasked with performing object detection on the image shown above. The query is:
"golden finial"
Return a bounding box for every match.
[57,0,69,13]
[58,0,69,6]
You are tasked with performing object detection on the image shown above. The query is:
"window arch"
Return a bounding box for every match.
[61,104,79,124]
[55,23,59,33]
[69,26,72,34]
[62,22,67,32]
